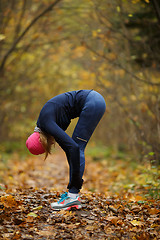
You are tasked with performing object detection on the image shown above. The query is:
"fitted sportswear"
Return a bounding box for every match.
[36,90,92,174]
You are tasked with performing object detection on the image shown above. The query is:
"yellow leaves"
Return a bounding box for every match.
[116,6,121,12]
[92,30,98,38]
[78,71,96,89]
[92,29,102,37]
[32,205,43,211]
[0,152,160,239]
[132,0,149,4]
[15,85,23,93]
[0,34,6,41]
[148,85,159,94]
[84,71,95,81]
[132,0,140,3]
[92,29,105,41]
[101,79,112,88]
[27,212,38,218]
[114,69,125,77]
[22,52,35,64]
[24,205,43,223]
[130,94,137,101]
[130,219,144,226]
[80,70,89,81]
[26,205,42,222]
[122,96,128,104]
[0,195,18,208]
[108,52,117,61]
[73,46,86,58]
[32,33,39,40]
[140,102,148,113]
[129,195,144,202]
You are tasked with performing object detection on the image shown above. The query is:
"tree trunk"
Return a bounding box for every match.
[152,0,160,25]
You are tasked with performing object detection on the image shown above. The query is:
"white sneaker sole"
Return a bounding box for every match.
[50,204,82,211]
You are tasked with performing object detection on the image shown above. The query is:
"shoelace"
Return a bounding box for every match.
[58,192,69,203]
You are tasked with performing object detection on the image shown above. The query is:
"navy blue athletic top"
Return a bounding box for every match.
[36,90,92,175]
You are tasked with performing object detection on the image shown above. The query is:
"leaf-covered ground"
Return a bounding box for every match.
[0,148,159,239]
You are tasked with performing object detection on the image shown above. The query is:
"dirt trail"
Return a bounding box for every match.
[0,148,159,239]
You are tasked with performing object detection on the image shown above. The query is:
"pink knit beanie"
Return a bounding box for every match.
[26,132,45,155]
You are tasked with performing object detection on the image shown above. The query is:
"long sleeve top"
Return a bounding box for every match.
[36,90,92,174]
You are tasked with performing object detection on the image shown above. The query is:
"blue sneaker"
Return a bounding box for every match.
[50,192,82,211]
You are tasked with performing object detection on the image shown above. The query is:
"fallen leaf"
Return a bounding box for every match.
[148,208,159,215]
[131,205,141,213]
[27,212,38,218]
[129,195,144,202]
[37,230,54,236]
[0,195,18,208]
[108,205,118,213]
[130,220,144,226]
[105,216,121,226]
[32,205,43,211]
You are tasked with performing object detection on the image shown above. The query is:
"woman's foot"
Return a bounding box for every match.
[50,192,82,211]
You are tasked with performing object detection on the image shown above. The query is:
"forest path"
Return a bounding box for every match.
[0,148,159,239]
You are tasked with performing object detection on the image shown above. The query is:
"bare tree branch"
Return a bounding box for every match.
[0,0,62,72]
[13,0,27,41]
[96,75,151,151]
[84,42,160,86]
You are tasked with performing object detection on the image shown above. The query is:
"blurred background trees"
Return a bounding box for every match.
[0,0,160,164]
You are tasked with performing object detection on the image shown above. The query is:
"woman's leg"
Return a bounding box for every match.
[69,91,106,193]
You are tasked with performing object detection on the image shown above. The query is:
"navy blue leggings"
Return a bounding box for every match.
[69,90,106,193]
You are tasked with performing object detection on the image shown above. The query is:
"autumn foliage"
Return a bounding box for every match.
[0,0,160,163]
[0,151,160,239]
[0,0,160,239]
